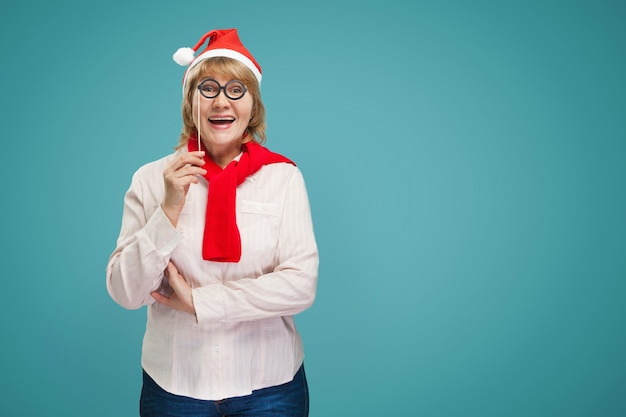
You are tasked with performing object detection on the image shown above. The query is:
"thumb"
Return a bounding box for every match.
[166,262,182,285]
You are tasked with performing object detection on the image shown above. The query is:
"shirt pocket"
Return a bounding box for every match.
[239,200,279,217]
[238,200,280,262]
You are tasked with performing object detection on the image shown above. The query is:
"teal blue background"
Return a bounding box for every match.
[1,0,625,415]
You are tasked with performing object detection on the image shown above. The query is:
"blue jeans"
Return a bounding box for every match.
[140,365,309,417]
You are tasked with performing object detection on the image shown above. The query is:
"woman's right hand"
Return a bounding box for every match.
[161,151,206,227]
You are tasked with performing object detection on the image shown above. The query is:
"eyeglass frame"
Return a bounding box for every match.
[197,78,248,101]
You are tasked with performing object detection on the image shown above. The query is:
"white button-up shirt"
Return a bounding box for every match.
[106,149,318,400]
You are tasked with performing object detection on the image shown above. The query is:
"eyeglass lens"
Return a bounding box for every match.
[198,79,247,100]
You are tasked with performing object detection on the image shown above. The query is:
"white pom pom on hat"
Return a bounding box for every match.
[173,28,262,92]
[173,47,196,66]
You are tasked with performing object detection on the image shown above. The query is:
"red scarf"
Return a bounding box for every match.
[188,136,294,262]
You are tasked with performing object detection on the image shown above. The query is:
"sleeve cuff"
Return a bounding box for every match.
[142,205,184,255]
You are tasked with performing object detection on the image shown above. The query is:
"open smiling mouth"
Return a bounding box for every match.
[209,117,235,125]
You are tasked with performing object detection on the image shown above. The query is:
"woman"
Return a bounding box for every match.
[106,28,318,417]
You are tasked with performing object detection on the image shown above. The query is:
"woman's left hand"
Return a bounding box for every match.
[151,262,196,316]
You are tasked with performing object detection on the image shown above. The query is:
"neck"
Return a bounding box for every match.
[202,141,244,168]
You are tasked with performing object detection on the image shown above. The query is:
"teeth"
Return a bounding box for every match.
[209,117,235,121]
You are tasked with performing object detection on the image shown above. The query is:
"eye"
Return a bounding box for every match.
[226,81,246,97]
[198,79,220,96]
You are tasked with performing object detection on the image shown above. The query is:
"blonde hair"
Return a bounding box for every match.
[176,57,266,150]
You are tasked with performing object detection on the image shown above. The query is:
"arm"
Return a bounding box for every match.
[106,169,183,309]
[192,168,319,323]
[106,151,206,310]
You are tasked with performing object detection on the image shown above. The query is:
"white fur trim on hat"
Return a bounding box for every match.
[183,48,262,88]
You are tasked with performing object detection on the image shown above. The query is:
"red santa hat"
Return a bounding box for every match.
[173,28,262,90]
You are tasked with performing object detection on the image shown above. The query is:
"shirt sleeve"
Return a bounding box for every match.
[106,167,184,310]
[192,168,319,323]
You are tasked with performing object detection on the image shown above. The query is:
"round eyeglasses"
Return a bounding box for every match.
[197,78,248,100]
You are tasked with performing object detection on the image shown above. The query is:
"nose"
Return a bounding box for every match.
[212,90,230,108]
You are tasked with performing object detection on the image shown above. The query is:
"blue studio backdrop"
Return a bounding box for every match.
[1,1,625,416]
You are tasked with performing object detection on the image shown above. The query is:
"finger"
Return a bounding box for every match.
[166,263,185,288]
[173,165,207,178]
[166,261,179,276]
[164,168,207,188]
[189,150,205,158]
[164,162,199,180]
[176,150,205,163]
[167,267,188,293]
[164,175,203,192]
[166,263,193,299]
[151,291,170,305]
[164,164,205,180]
[170,152,206,170]
[164,171,207,194]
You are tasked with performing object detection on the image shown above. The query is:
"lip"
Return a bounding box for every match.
[207,114,236,129]
[208,114,235,119]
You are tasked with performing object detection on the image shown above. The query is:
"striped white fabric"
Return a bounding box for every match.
[106,149,318,400]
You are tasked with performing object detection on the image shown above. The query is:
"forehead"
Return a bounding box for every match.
[193,59,250,83]
[198,74,238,85]
[197,68,238,82]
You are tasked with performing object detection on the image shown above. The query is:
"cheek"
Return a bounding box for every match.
[188,95,198,123]
[191,97,210,123]
[237,100,254,122]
